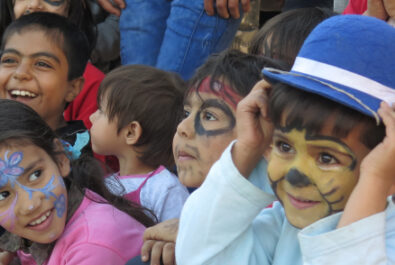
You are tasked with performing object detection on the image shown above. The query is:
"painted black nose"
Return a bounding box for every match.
[285,168,312,187]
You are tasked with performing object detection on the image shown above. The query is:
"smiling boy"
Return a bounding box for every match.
[0,12,88,132]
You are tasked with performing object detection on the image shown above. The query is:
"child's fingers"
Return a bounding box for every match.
[150,241,166,265]
[249,80,271,118]
[161,242,176,265]
[141,240,155,262]
[378,101,395,138]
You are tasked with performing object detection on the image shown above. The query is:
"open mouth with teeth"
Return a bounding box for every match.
[27,209,53,229]
[9,89,38,99]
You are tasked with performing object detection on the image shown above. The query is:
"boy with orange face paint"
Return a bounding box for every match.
[176,15,395,265]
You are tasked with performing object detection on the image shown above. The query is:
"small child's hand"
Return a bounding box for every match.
[232,80,273,177]
[141,219,179,265]
[360,102,395,193]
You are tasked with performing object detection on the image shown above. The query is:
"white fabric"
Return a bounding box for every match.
[300,197,395,265]
[106,168,189,222]
[292,57,395,104]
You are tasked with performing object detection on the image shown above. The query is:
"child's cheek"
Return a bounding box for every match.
[53,176,67,218]
[0,195,18,232]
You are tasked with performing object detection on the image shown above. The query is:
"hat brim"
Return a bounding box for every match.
[263,68,381,120]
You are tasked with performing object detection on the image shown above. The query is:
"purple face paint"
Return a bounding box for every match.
[0,194,17,231]
[0,151,24,188]
[0,151,67,225]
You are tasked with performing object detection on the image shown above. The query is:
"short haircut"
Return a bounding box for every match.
[1,12,90,80]
[249,7,336,67]
[98,65,186,169]
[189,49,288,98]
[269,83,385,150]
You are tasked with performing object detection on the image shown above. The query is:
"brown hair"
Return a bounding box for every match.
[269,83,385,149]
[98,65,186,169]
[249,7,335,67]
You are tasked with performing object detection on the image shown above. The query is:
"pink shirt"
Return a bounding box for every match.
[18,190,145,265]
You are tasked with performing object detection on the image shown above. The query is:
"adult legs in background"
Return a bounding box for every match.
[120,0,171,66]
[120,0,242,80]
[156,0,242,80]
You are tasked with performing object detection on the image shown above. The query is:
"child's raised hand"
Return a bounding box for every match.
[338,102,395,228]
[232,80,273,177]
[360,102,395,191]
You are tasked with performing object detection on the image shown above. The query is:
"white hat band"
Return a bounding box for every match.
[292,57,395,104]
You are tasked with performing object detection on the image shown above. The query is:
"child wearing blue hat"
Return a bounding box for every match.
[175,14,395,265]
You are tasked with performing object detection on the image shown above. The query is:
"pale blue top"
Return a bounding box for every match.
[176,141,394,265]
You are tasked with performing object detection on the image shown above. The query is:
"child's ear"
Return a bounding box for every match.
[65,77,85,103]
[123,121,143,146]
[53,139,71,178]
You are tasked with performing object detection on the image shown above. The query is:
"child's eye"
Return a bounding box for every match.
[0,191,10,201]
[182,109,190,119]
[318,153,339,165]
[28,170,42,182]
[35,61,52,69]
[201,110,216,121]
[0,56,17,65]
[275,141,294,153]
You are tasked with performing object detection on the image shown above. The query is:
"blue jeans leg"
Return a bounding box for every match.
[120,0,171,65]
[156,0,242,80]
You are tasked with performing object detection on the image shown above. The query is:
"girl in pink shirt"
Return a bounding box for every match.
[0,99,155,265]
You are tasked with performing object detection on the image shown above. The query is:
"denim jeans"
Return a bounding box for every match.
[120,0,242,80]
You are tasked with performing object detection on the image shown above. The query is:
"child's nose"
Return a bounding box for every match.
[176,114,195,139]
[13,63,32,81]
[26,0,44,13]
[15,189,44,216]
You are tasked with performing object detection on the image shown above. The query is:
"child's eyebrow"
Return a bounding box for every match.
[22,158,44,176]
[31,52,61,64]
[2,48,21,56]
[1,49,60,64]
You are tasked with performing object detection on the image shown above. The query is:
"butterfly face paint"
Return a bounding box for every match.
[14,0,69,19]
[268,124,370,228]
[0,144,69,243]
[173,78,241,187]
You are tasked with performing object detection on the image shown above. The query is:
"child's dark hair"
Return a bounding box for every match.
[0,0,96,54]
[1,12,90,80]
[189,49,288,98]
[269,83,385,150]
[0,99,156,227]
[249,7,336,67]
[97,65,186,169]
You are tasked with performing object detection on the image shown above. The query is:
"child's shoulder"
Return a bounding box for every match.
[59,190,145,248]
[147,166,187,190]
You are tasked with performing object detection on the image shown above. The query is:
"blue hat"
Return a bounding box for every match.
[263,15,395,123]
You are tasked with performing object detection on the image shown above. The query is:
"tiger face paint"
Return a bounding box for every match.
[268,125,370,228]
